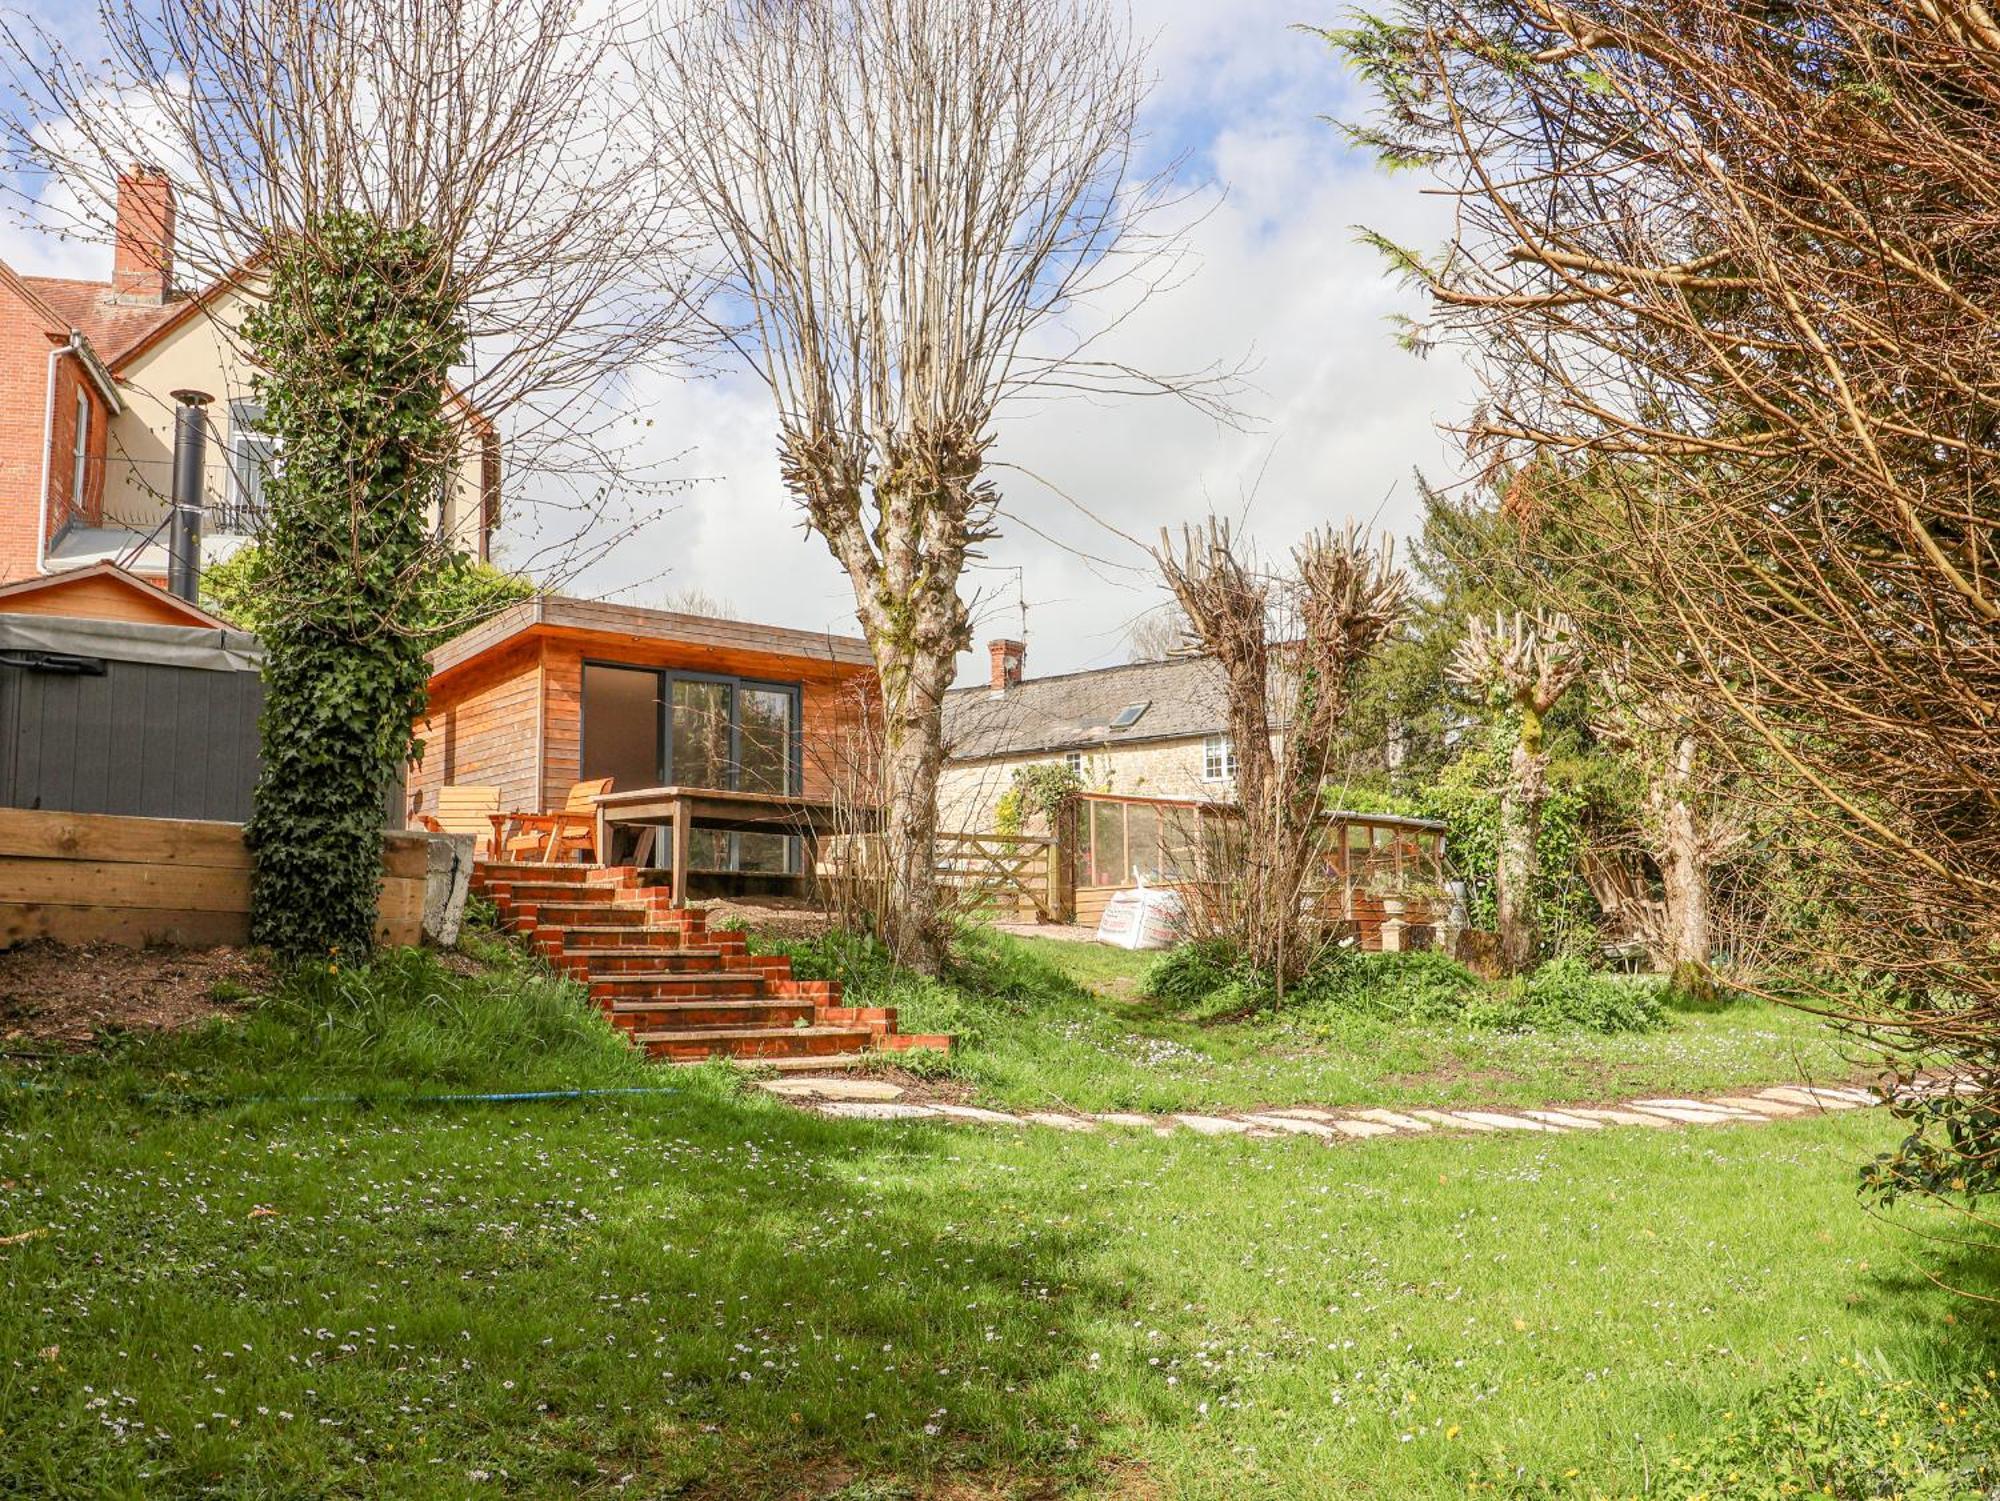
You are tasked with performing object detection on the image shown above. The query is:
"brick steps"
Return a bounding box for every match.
[472,858,950,1066]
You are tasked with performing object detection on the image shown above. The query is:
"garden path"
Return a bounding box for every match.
[756,1075,1953,1141]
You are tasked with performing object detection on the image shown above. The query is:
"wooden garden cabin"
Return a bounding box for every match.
[408,595,877,890]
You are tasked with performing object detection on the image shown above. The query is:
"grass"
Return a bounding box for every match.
[774,929,1864,1116]
[3,932,1991,1498]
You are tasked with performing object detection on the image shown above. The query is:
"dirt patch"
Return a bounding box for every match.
[697,897,835,944]
[0,942,270,1053]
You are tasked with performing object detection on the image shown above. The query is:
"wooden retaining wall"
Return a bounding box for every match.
[0,807,427,949]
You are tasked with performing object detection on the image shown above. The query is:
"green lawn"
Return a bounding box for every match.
[3,936,1996,1498]
[808,931,1868,1117]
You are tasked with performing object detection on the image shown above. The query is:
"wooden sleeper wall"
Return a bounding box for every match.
[0,807,428,949]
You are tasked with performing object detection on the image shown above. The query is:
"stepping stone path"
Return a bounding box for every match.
[757,1075,1933,1144]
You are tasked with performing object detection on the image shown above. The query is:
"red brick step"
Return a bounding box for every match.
[474,856,949,1066]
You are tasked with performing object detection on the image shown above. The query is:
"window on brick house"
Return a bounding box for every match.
[1202,733,1237,782]
[70,387,88,512]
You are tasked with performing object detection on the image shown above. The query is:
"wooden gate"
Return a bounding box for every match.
[935,830,1062,923]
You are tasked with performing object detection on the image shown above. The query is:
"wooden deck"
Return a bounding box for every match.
[594,785,876,904]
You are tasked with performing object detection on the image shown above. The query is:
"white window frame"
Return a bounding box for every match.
[1063,750,1083,774]
[69,386,88,507]
[1202,733,1237,782]
[224,400,280,534]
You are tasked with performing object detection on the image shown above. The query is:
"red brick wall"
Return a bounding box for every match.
[45,361,106,540]
[0,287,57,582]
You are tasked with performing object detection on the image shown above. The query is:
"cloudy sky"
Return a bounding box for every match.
[567,2,1477,679]
[9,0,1476,682]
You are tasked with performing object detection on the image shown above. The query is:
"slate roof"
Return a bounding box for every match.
[943,655,1231,761]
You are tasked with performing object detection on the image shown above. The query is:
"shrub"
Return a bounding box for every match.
[1508,955,1665,1033]
[1293,947,1485,1025]
[1138,939,1664,1035]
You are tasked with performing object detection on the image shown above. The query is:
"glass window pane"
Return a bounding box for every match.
[670,679,732,790]
[1090,800,1127,886]
[581,665,662,795]
[1125,805,1161,880]
[737,685,794,795]
[736,832,793,873]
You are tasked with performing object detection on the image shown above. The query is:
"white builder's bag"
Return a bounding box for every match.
[1094,880,1185,950]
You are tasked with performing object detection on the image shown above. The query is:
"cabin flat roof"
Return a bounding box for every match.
[428,594,876,678]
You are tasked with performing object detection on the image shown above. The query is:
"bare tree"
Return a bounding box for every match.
[646,0,1228,971]
[1126,603,1195,662]
[1156,518,1406,989]
[1591,666,1745,993]
[1333,0,2000,1205]
[1448,611,1584,973]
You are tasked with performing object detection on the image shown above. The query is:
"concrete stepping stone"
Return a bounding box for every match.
[1634,1097,1766,1120]
[1263,1107,1337,1121]
[1713,1095,1805,1117]
[1092,1112,1158,1128]
[1409,1109,1495,1131]
[1627,1103,1743,1125]
[1351,1109,1432,1131]
[1757,1087,1852,1110]
[1327,1117,1400,1139]
[818,1101,937,1120]
[929,1104,1026,1126]
[762,1077,906,1101]
[1564,1107,1673,1127]
[1812,1086,1879,1104]
[1450,1111,1562,1132]
[1025,1112,1095,1131]
[1524,1110,1604,1129]
[1242,1113,1339,1139]
[1174,1114,1253,1136]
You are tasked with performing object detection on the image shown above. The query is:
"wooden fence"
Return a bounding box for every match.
[0,807,427,949]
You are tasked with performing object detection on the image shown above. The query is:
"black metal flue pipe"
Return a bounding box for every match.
[165,388,212,604]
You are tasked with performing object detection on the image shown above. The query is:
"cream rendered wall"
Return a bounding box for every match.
[937,735,1233,834]
[107,282,487,551]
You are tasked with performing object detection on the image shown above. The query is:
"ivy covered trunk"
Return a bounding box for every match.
[244,216,463,964]
[1496,713,1549,974]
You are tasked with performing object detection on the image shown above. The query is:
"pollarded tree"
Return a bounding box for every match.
[1448,611,1585,973]
[1156,519,1407,989]
[647,0,1227,972]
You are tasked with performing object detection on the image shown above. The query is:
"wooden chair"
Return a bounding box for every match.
[415,785,503,858]
[491,777,613,864]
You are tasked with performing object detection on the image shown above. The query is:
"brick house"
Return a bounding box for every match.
[0,166,496,591]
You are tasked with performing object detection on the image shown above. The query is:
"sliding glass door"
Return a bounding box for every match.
[580,663,801,873]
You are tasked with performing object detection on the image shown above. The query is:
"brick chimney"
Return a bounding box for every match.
[112,165,175,304]
[988,639,1025,693]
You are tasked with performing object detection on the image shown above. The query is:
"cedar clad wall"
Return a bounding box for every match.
[412,612,878,818]
[408,639,542,814]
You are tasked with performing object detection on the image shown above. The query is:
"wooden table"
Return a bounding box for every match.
[592,785,879,902]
